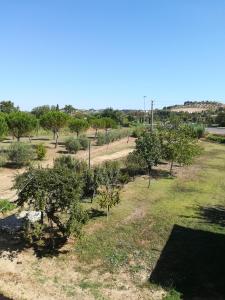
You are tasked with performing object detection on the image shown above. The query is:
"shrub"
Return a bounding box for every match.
[65,137,81,153]
[8,142,35,166]
[132,126,145,138]
[79,135,89,150]
[54,155,88,173]
[96,129,131,146]
[125,151,146,178]
[35,143,47,160]
[187,124,205,139]
[206,134,225,144]
[0,199,16,214]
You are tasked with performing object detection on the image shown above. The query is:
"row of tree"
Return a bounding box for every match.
[0,110,118,147]
[133,124,202,186]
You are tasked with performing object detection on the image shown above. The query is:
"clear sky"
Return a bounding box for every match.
[0,0,225,111]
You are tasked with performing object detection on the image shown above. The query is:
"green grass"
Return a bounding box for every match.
[75,141,225,297]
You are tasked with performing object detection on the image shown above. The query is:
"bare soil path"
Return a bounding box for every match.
[0,137,135,199]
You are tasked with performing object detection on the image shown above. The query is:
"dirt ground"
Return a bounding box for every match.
[0,136,135,200]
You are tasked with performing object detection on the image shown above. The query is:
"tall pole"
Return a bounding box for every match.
[143,96,147,124]
[151,100,154,131]
[88,139,91,169]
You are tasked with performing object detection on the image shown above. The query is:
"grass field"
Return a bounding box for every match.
[0,141,225,299]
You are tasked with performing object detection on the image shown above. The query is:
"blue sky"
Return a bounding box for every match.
[0,0,225,111]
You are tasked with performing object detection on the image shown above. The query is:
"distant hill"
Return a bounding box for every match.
[164,101,225,113]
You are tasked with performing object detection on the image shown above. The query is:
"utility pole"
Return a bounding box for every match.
[88,139,91,169]
[151,100,154,131]
[143,96,147,124]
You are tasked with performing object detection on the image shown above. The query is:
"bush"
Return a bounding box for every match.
[0,199,16,214]
[35,143,47,160]
[125,151,146,178]
[96,132,106,146]
[187,124,205,139]
[65,137,81,153]
[163,289,182,300]
[79,135,89,150]
[54,155,88,173]
[96,129,131,146]
[206,134,225,144]
[132,126,145,138]
[8,142,36,166]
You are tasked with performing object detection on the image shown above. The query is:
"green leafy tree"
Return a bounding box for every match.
[0,101,18,113]
[91,118,105,137]
[96,161,121,219]
[31,105,51,118]
[40,111,68,147]
[136,132,162,187]
[0,115,8,139]
[101,107,125,125]
[14,165,88,243]
[63,104,76,115]
[68,118,89,137]
[161,127,202,174]
[97,186,120,220]
[102,117,117,132]
[7,112,37,141]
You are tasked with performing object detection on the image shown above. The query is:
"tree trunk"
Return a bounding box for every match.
[148,167,151,188]
[55,132,59,148]
[47,211,67,235]
[170,161,174,175]
[17,136,20,142]
[107,205,109,221]
[95,128,98,138]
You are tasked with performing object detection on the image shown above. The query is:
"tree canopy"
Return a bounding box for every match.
[6,111,37,141]
[40,111,68,147]
[136,131,162,186]
[68,118,89,136]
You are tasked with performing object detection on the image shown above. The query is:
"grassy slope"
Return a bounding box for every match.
[76,141,225,298]
[0,141,224,300]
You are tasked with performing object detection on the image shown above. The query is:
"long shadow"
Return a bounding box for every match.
[0,294,12,300]
[150,224,225,299]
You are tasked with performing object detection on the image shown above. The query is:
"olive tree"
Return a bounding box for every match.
[7,111,37,141]
[136,131,162,187]
[40,111,68,147]
[68,118,89,137]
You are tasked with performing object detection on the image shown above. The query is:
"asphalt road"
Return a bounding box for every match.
[206,127,225,135]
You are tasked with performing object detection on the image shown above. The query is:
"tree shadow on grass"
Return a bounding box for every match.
[87,208,106,220]
[149,224,225,299]
[0,215,68,260]
[151,169,173,179]
[197,205,225,227]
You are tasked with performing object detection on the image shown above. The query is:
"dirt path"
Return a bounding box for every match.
[0,138,135,199]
